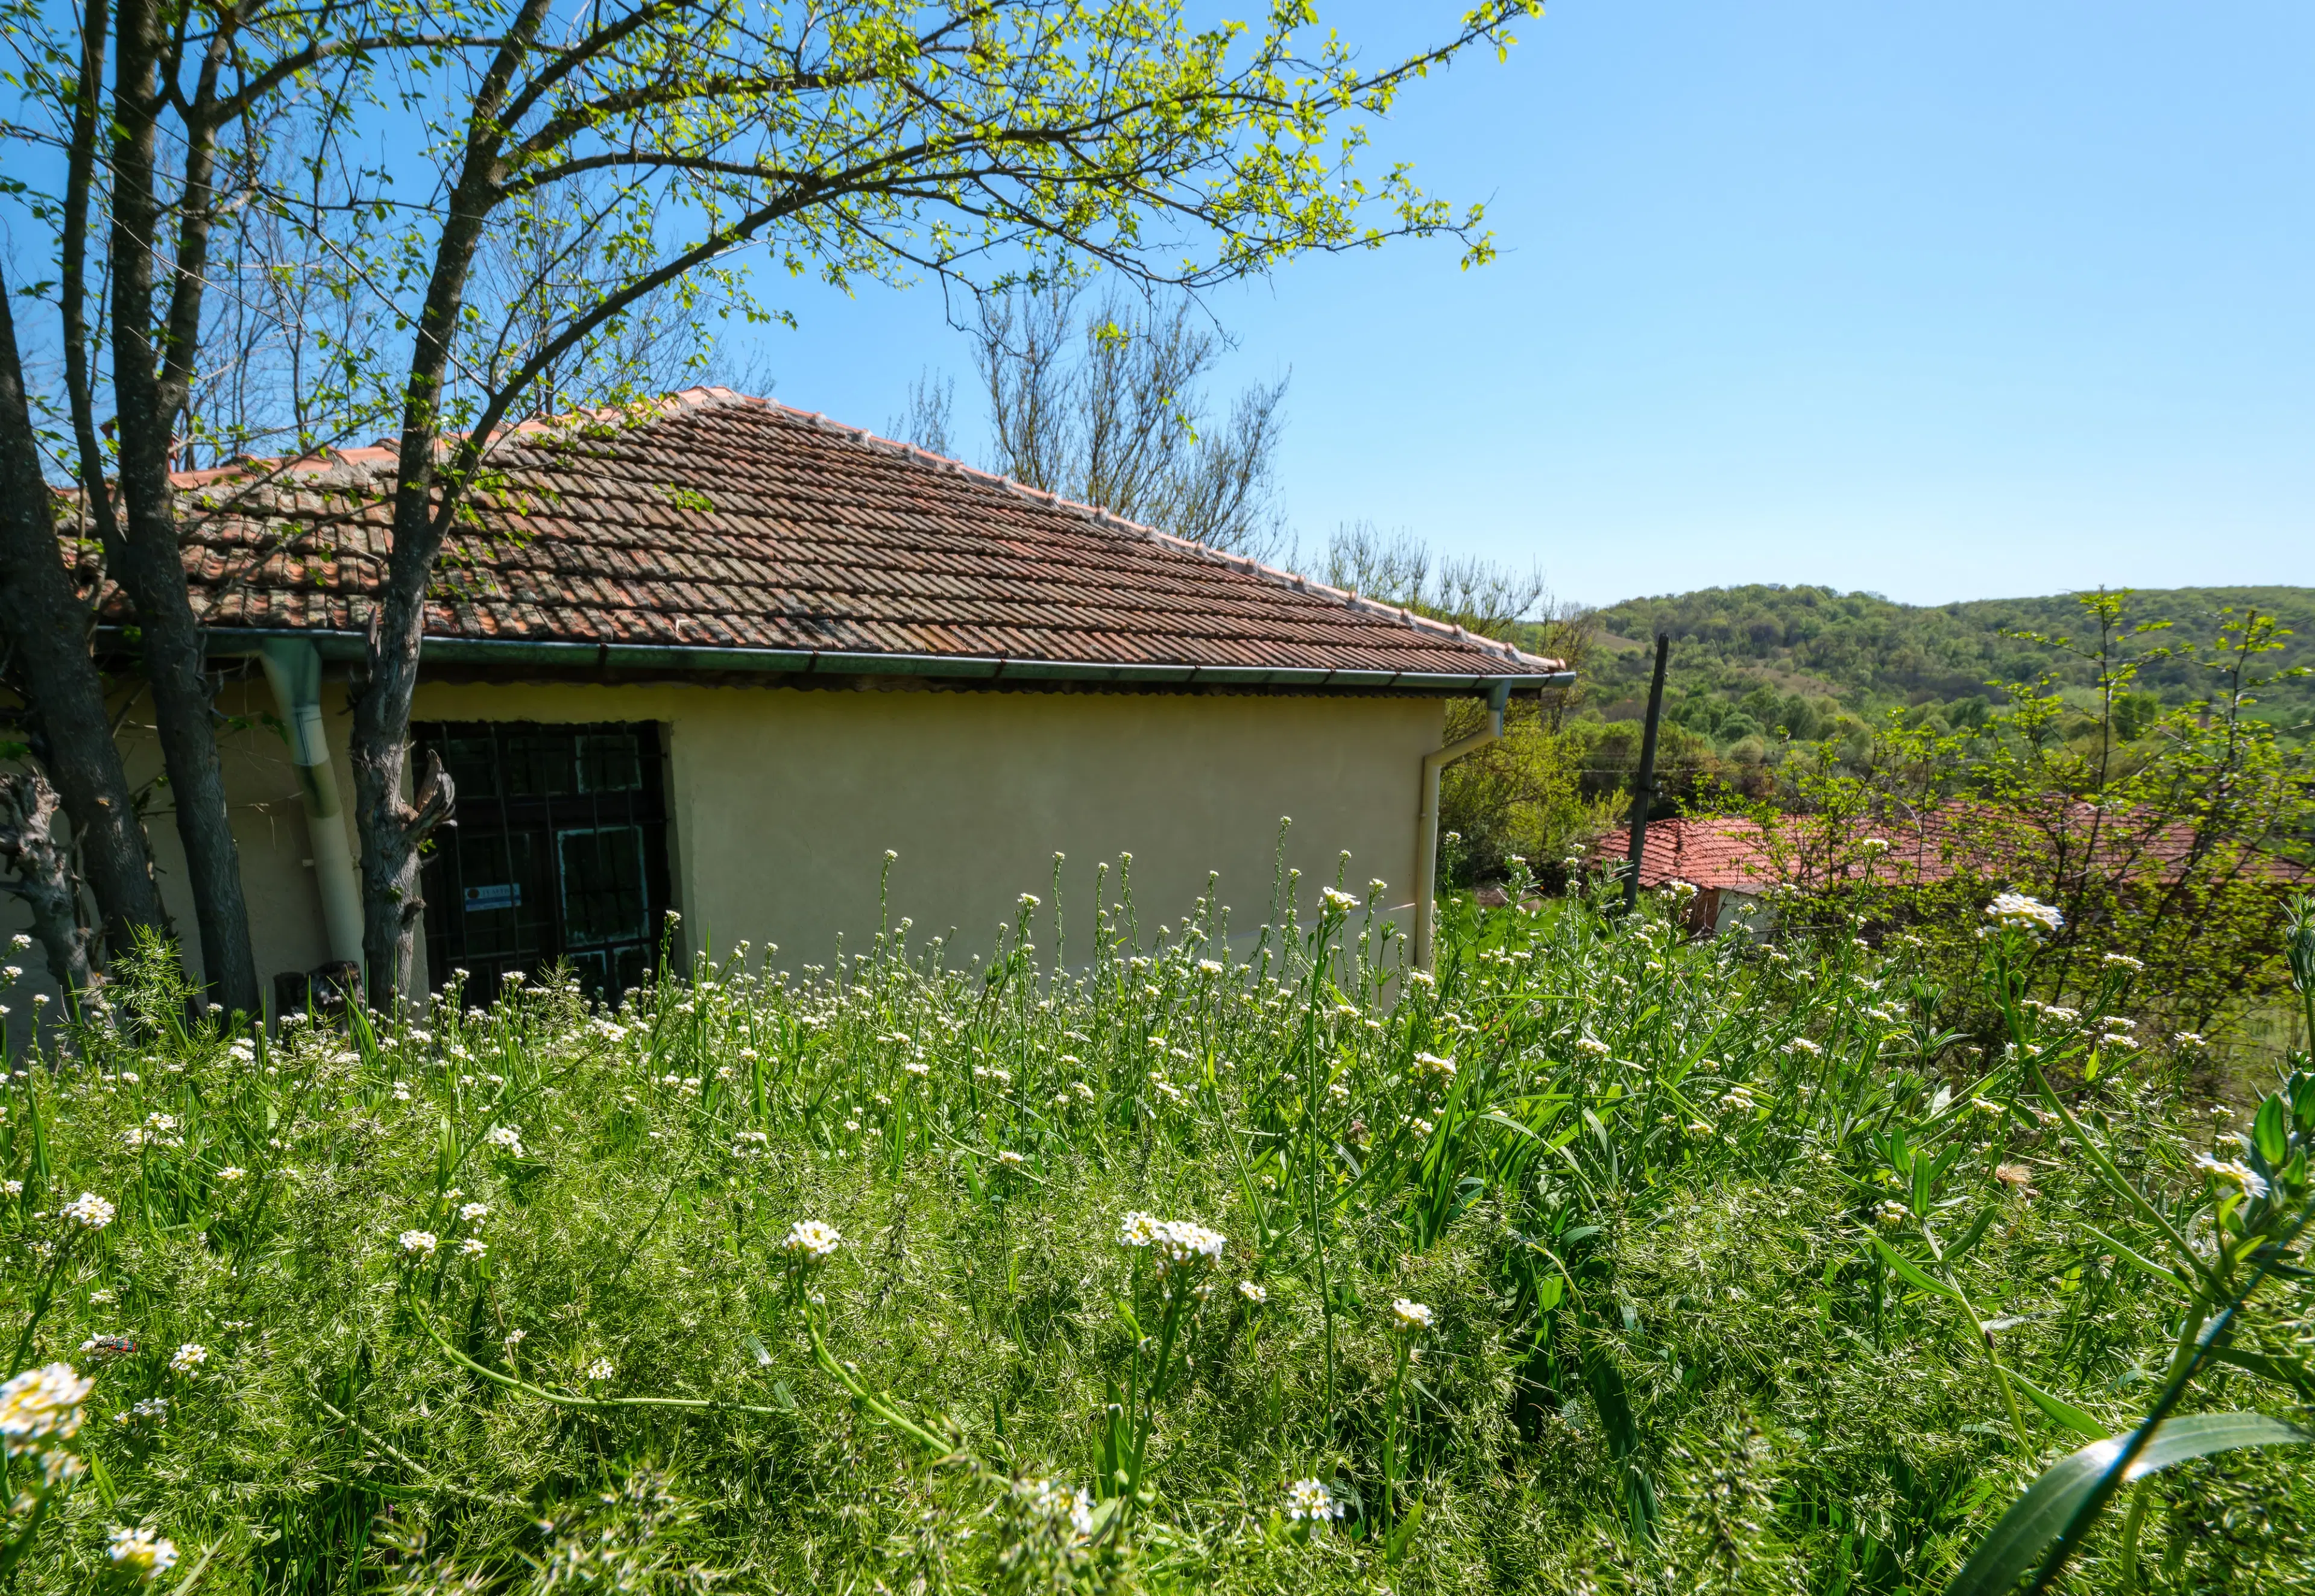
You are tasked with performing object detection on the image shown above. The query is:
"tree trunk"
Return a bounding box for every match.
[102,0,260,1016]
[0,767,101,1001]
[0,266,169,963]
[345,0,556,1005]
[348,637,454,1004]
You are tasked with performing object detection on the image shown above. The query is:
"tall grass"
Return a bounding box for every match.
[3,864,2312,1592]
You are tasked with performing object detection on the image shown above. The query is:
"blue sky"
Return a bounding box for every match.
[731,1,2315,610]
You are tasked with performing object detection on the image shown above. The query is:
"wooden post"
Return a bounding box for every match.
[1622,633,1671,914]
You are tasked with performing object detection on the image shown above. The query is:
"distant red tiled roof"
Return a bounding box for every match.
[84,389,1562,687]
[1596,808,2310,893]
[1595,819,1779,891]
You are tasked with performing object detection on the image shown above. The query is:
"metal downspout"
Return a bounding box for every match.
[1412,679,1511,972]
[257,639,366,975]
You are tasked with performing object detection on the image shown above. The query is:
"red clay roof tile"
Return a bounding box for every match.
[86,390,1560,684]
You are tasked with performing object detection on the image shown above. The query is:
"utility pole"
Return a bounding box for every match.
[1622,633,1671,914]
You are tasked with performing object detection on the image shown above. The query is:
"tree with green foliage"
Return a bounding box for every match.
[0,0,414,1011]
[1746,595,2315,1032]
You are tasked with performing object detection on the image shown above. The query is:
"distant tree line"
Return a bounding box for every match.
[1572,583,2315,747]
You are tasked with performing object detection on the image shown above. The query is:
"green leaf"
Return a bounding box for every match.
[1941,1413,2315,1596]
[1944,1204,2000,1263]
[86,1449,118,1507]
[1384,1498,1424,1565]
[168,1542,221,1596]
[2208,1345,2315,1397]
[2254,1094,2290,1168]
[2080,1225,2194,1293]
[2003,1369,2105,1440]
[1869,1236,1965,1303]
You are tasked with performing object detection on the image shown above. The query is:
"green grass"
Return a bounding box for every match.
[5,872,2314,1593]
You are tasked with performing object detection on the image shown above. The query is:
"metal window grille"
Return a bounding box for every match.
[414,721,672,1007]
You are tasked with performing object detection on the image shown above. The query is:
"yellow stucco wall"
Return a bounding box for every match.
[2,673,344,1023]
[4,676,1445,1011]
[409,678,1443,975]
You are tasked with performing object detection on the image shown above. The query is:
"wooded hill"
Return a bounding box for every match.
[1564,585,2315,747]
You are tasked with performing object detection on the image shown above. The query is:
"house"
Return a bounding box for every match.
[1594,818,1782,936]
[1597,804,2310,938]
[13,389,1569,1010]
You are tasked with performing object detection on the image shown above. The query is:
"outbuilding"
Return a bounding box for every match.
[17,389,1569,1010]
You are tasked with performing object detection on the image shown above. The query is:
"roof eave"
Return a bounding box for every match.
[189,628,1575,696]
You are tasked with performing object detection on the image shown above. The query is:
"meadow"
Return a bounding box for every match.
[5,859,2314,1594]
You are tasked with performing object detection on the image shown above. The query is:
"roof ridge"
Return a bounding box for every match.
[140,391,1574,684]
[738,394,1559,673]
[166,387,763,494]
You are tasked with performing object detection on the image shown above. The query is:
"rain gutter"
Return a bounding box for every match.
[194,629,1577,696]
[254,638,367,974]
[1412,679,1513,972]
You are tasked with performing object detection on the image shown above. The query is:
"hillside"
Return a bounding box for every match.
[1565,584,2315,744]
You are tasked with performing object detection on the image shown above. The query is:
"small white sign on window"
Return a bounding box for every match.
[465,883,521,912]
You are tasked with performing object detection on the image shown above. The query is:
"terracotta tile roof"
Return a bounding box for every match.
[95,389,1563,687]
[1595,808,2311,893]
[1595,819,1780,891]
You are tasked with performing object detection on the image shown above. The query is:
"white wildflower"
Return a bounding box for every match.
[59,1191,116,1231]
[1238,1281,1267,1303]
[1119,1213,1224,1275]
[168,1344,206,1375]
[1283,1477,1341,1522]
[2195,1154,2270,1200]
[398,1230,438,1257]
[1391,1298,1435,1333]
[1985,892,2063,934]
[107,1525,178,1582]
[0,1362,92,1453]
[781,1219,843,1260]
